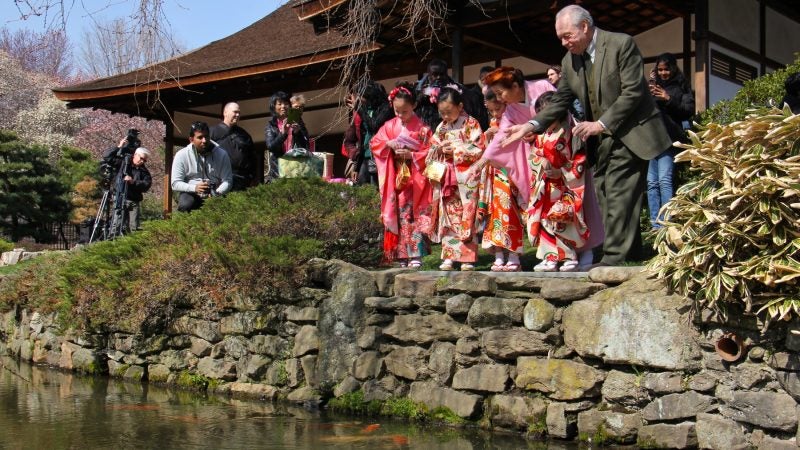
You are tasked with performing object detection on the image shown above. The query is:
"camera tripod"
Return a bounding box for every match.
[89,153,131,243]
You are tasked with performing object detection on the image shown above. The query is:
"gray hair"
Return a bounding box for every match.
[134,147,151,158]
[556,4,594,28]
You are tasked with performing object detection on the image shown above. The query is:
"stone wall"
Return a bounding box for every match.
[1,258,799,449]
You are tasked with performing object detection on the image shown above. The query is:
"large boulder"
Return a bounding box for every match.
[408,381,483,419]
[515,357,605,400]
[601,370,650,407]
[467,297,527,328]
[452,364,510,393]
[695,413,748,450]
[316,270,376,385]
[637,422,697,449]
[577,409,642,444]
[481,329,550,360]
[489,394,547,431]
[641,391,716,421]
[383,313,476,344]
[383,346,426,381]
[562,273,702,370]
[719,391,798,431]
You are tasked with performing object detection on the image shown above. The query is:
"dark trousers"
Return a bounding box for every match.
[593,135,648,264]
[177,192,204,212]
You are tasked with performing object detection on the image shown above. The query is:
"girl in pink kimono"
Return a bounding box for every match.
[371,83,433,268]
[426,87,486,271]
[471,67,555,271]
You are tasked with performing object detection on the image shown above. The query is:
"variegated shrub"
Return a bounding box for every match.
[649,106,800,327]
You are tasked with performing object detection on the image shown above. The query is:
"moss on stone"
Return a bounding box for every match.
[115,364,130,378]
[526,413,548,438]
[430,406,466,425]
[176,370,211,391]
[382,397,427,420]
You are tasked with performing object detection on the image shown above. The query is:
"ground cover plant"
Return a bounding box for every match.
[0,179,382,332]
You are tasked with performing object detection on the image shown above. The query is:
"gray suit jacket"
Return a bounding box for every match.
[532,28,671,160]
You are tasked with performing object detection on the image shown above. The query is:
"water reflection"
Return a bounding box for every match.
[0,357,576,449]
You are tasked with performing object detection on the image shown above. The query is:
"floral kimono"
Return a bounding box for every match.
[427,113,485,263]
[527,122,590,263]
[371,115,433,262]
[477,117,525,253]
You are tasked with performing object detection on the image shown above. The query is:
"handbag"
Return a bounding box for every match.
[423,159,447,182]
[395,161,410,191]
[278,147,323,178]
[546,198,575,223]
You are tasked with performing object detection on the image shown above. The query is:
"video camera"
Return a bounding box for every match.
[100,129,140,186]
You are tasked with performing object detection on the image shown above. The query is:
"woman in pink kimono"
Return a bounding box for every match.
[471,67,555,271]
[371,83,433,268]
[426,87,485,271]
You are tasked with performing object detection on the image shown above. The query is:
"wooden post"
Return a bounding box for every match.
[451,27,464,84]
[163,116,174,218]
[694,0,710,112]
[683,14,692,83]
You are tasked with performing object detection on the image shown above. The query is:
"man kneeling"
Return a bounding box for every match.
[171,121,233,212]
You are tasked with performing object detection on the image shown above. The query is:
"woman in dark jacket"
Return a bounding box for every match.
[343,81,392,186]
[265,91,310,181]
[648,53,695,228]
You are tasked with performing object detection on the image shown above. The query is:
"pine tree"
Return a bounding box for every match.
[0,131,71,242]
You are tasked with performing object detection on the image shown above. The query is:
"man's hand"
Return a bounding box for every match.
[195,180,210,195]
[573,121,605,141]
[124,175,133,184]
[501,122,535,147]
[118,138,127,148]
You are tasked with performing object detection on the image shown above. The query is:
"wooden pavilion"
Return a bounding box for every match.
[53,0,800,216]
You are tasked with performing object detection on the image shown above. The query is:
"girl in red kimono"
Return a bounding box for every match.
[371,83,434,268]
[527,92,590,271]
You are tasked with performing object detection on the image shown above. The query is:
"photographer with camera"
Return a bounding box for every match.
[171,121,233,212]
[99,130,152,234]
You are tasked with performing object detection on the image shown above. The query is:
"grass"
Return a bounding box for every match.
[327,390,469,426]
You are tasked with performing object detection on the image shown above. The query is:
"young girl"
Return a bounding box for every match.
[473,67,555,271]
[527,92,589,272]
[477,91,525,272]
[370,83,433,268]
[426,87,485,271]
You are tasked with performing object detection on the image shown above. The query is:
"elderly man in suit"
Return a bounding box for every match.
[504,4,671,265]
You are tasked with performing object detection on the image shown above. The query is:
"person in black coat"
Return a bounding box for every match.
[343,81,392,186]
[210,102,255,190]
[102,143,152,231]
[647,52,695,228]
[264,91,310,181]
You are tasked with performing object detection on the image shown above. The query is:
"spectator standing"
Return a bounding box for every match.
[265,91,310,181]
[171,121,233,212]
[370,83,433,268]
[344,81,392,186]
[123,147,152,230]
[210,102,255,190]
[504,5,671,265]
[647,52,695,228]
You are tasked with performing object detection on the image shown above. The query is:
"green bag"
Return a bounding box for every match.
[278,149,323,178]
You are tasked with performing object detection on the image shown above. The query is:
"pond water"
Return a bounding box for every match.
[0,357,578,449]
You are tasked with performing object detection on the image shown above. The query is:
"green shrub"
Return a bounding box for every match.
[0,238,12,253]
[0,179,382,331]
[649,107,800,326]
[702,55,800,125]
